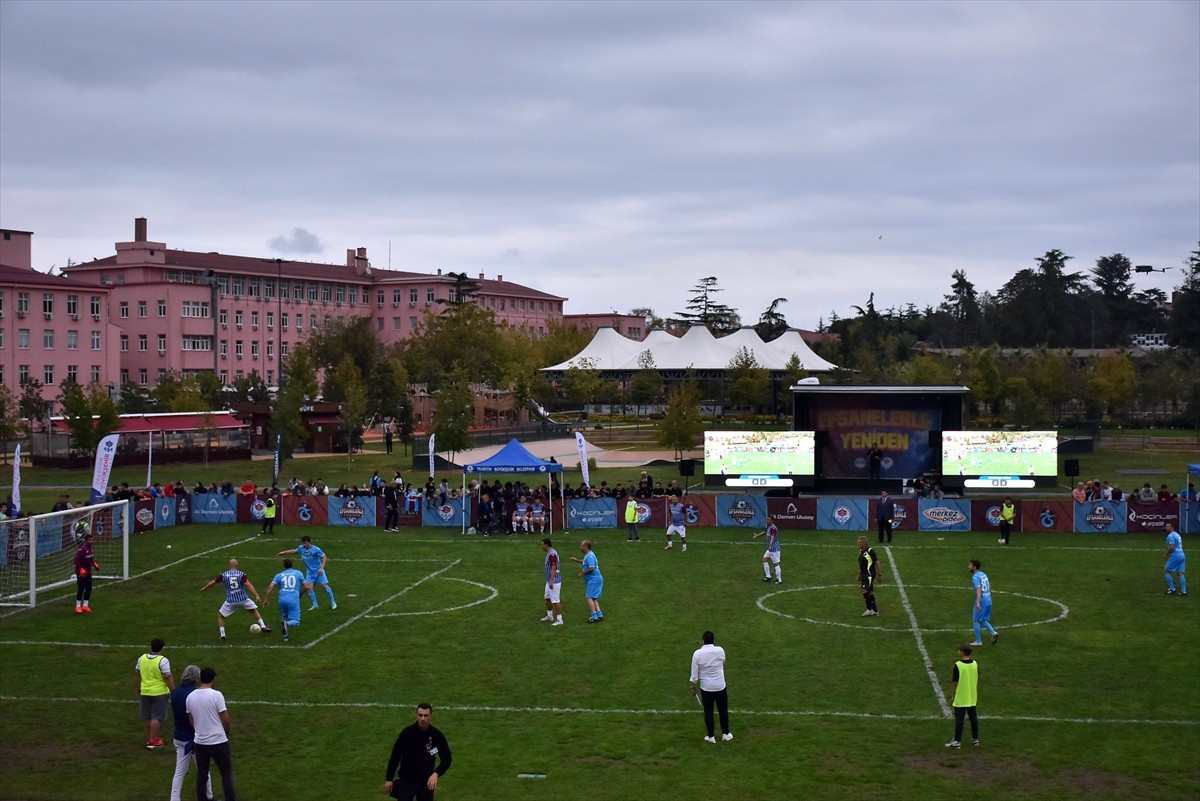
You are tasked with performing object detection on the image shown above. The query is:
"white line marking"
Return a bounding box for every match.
[240,556,447,563]
[885,546,951,718]
[0,694,1193,726]
[365,577,499,618]
[701,538,1160,553]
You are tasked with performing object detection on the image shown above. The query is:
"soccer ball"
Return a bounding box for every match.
[249,623,262,634]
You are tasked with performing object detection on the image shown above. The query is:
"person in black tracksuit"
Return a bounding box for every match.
[384,704,452,801]
[383,483,400,531]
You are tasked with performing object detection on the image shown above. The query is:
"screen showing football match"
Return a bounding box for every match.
[704,431,816,477]
[941,430,1058,477]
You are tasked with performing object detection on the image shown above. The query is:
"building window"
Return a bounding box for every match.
[139,369,148,385]
[91,331,101,350]
[266,311,274,330]
[321,283,332,303]
[335,285,345,303]
[67,365,78,383]
[157,335,167,352]
[264,279,275,299]
[220,340,228,357]
[267,370,274,385]
[307,282,318,302]
[18,365,30,383]
[158,368,167,382]
[43,330,54,349]
[218,275,229,295]
[18,292,30,314]
[183,301,209,318]
[377,291,385,305]
[158,300,167,317]
[251,311,259,328]
[410,289,418,303]
[121,369,129,385]
[119,302,129,318]
[266,340,274,359]
[248,278,259,297]
[219,371,228,384]
[44,365,54,385]
[377,317,385,331]
[280,342,289,358]
[138,300,147,318]
[349,287,358,304]
[281,313,288,331]
[426,289,435,302]
[235,311,244,327]
[500,298,505,311]
[232,276,244,296]
[138,335,148,351]
[251,341,260,360]
[43,293,54,315]
[235,370,244,380]
[409,316,418,331]
[90,365,101,383]
[392,317,401,330]
[67,295,79,316]
[235,341,244,358]
[219,309,228,325]
[67,330,78,350]
[293,281,304,301]
[18,329,30,349]
[310,314,317,330]
[90,296,101,317]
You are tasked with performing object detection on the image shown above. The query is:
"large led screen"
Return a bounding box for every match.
[704,431,816,477]
[941,430,1058,477]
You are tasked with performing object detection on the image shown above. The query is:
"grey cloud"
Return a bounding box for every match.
[268,228,324,255]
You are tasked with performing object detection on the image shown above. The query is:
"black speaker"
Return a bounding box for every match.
[929,431,942,448]
[678,459,696,477]
[1065,459,1080,478]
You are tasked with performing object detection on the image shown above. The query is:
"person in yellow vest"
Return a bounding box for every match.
[998,497,1016,545]
[625,497,641,542]
[260,491,278,536]
[945,643,979,748]
[136,637,176,749]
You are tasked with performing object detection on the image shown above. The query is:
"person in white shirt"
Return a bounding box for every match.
[689,631,732,743]
[185,667,237,801]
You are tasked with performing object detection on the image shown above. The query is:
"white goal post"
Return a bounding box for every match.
[0,499,131,608]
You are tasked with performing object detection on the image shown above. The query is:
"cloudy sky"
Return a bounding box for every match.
[2,1,1196,330]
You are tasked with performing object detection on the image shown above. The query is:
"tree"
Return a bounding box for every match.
[58,380,120,455]
[629,306,666,331]
[304,315,381,385]
[938,270,982,345]
[433,365,474,462]
[1087,352,1138,422]
[1169,244,1200,350]
[993,249,1090,347]
[671,276,741,335]
[367,356,408,428]
[782,353,809,390]
[118,384,156,414]
[1090,253,1135,346]
[227,372,271,405]
[905,353,957,385]
[726,347,769,412]
[330,356,368,460]
[628,350,663,424]
[395,392,415,455]
[754,298,789,342]
[562,357,605,410]
[657,380,704,459]
[19,379,52,427]
[438,272,481,306]
[967,348,1004,419]
[0,383,29,464]
[404,301,507,389]
[273,344,319,458]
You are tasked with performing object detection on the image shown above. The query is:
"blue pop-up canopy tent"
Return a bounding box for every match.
[1186,463,1200,533]
[462,439,564,533]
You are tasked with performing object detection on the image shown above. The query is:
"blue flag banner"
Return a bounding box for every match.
[716,495,768,528]
[816,498,870,531]
[192,493,238,524]
[917,499,971,532]
[422,498,466,528]
[566,497,617,529]
[272,433,282,487]
[328,496,377,527]
[1074,500,1128,534]
[154,498,176,530]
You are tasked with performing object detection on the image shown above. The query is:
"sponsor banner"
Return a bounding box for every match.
[237,494,267,524]
[0,526,8,567]
[422,498,467,528]
[716,496,768,528]
[683,495,716,527]
[1021,501,1073,533]
[11,444,20,516]
[813,395,941,480]
[1126,501,1179,534]
[90,434,120,504]
[112,501,131,539]
[3,524,29,565]
[281,496,328,527]
[971,500,1022,532]
[767,497,818,530]
[869,498,915,530]
[154,498,176,530]
[192,493,238,524]
[1074,501,1127,534]
[567,498,617,529]
[917,499,971,532]
[36,522,67,559]
[816,498,869,531]
[133,499,156,533]
[174,491,192,526]
[329,496,376,527]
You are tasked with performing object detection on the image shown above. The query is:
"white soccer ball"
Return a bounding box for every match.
[250,623,262,634]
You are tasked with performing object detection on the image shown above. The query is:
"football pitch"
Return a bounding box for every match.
[1,524,1197,801]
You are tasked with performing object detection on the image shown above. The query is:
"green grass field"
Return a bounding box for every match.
[1,522,1197,801]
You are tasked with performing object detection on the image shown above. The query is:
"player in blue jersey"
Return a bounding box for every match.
[277,536,337,610]
[968,559,998,645]
[262,558,307,641]
[570,539,604,622]
[511,496,531,534]
[199,558,271,640]
[664,498,688,552]
[752,516,782,583]
[539,538,564,626]
[1164,523,1187,596]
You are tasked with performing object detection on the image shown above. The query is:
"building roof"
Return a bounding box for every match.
[50,412,246,434]
[789,384,970,394]
[0,263,108,289]
[543,325,838,372]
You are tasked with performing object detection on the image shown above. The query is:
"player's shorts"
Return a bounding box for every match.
[585,577,604,599]
[1166,553,1186,572]
[973,601,993,623]
[859,575,875,592]
[278,596,301,626]
[666,524,687,538]
[304,568,330,586]
[763,549,781,564]
[219,598,259,617]
[140,694,169,721]
[544,582,561,603]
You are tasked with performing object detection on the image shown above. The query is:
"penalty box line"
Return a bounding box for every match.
[301,559,462,649]
[0,694,1196,727]
[885,546,952,719]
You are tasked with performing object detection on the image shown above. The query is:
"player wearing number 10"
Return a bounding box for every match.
[263,559,306,641]
[277,536,337,611]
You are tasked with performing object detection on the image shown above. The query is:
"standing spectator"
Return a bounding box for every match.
[752,515,782,584]
[944,644,980,748]
[1158,484,1174,502]
[1100,481,1113,501]
[570,539,605,623]
[385,425,394,455]
[1111,484,1124,502]
[73,525,99,614]
[136,637,175,749]
[371,470,384,496]
[867,446,883,482]
[1137,482,1157,503]
[199,559,272,640]
[186,667,237,801]
[1164,523,1187,597]
[689,631,732,743]
[383,704,452,801]
[625,497,640,542]
[968,559,999,645]
[260,492,277,536]
[1180,483,1198,502]
[877,489,895,544]
[856,536,883,617]
[238,479,256,496]
[383,482,400,532]
[540,538,564,626]
[664,496,688,552]
[997,497,1015,546]
[1071,482,1087,503]
[168,664,213,801]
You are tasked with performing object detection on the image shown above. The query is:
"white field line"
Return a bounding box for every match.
[0,694,1194,726]
[700,538,1161,553]
[885,546,951,718]
[301,559,461,649]
[365,577,499,618]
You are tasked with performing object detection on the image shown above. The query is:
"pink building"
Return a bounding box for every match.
[1,229,121,404]
[55,218,567,390]
[563,312,647,341]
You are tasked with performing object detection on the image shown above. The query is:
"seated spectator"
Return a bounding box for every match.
[240,479,257,495]
[220,481,235,497]
[929,483,945,500]
[1158,484,1174,503]
[653,482,665,497]
[335,483,352,498]
[405,485,422,513]
[1071,482,1087,503]
[193,481,208,494]
[476,494,496,534]
[1137,482,1157,503]
[149,483,163,498]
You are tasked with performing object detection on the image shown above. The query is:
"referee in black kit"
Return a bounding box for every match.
[384,703,452,801]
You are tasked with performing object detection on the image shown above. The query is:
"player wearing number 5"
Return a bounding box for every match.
[262,559,307,641]
[278,536,338,611]
[200,559,271,641]
[752,516,782,584]
[968,559,999,645]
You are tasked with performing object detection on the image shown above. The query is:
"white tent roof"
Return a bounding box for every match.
[543,326,837,372]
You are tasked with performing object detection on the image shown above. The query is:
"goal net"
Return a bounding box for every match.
[0,499,130,608]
